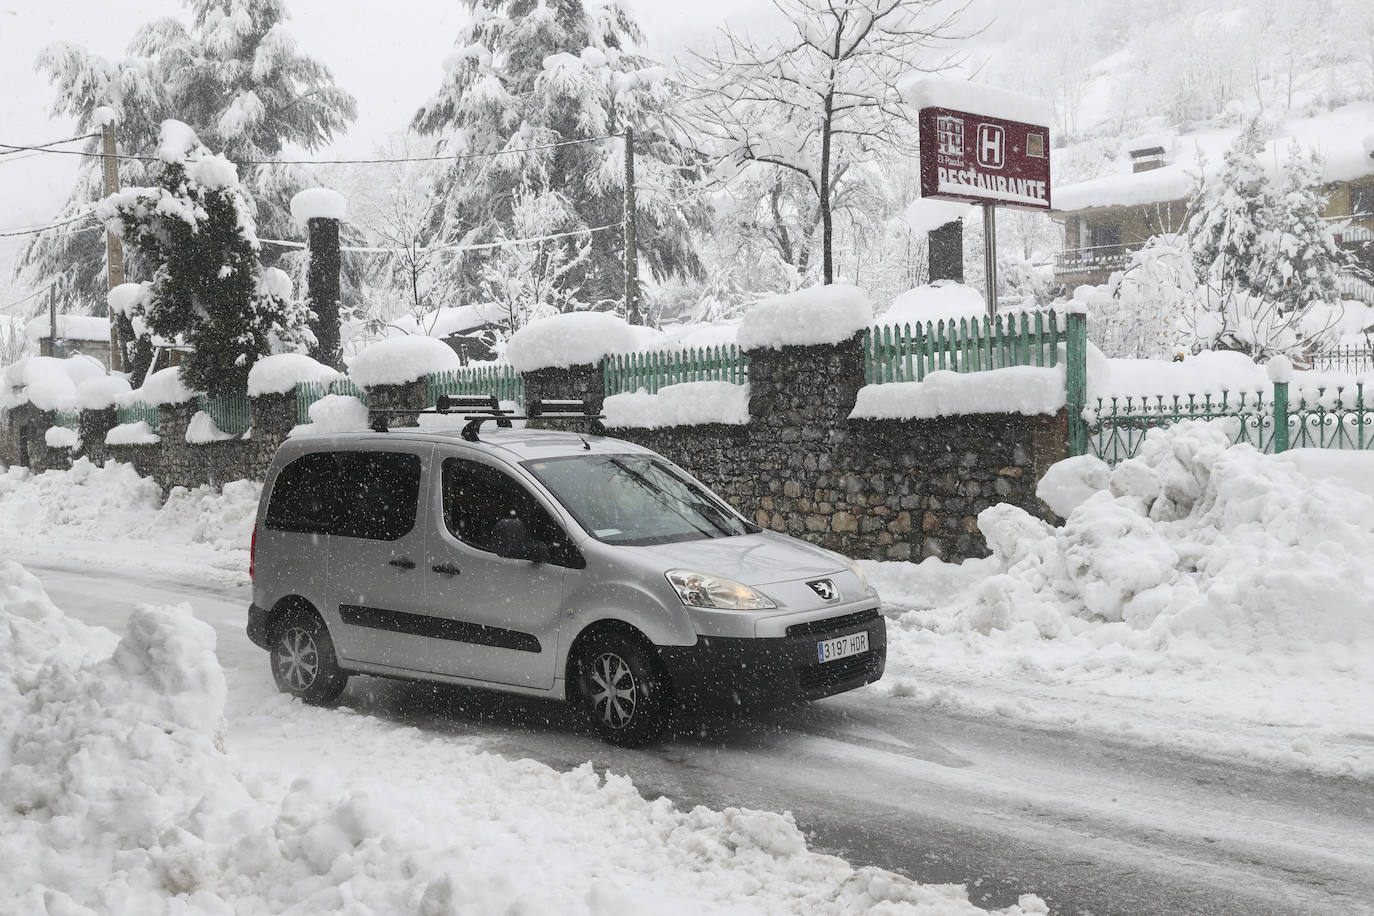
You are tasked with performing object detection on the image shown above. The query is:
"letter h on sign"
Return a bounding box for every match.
[977,124,1005,170]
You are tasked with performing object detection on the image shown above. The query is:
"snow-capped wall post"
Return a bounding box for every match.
[1268,356,1294,454]
[1065,309,1090,457]
[291,189,346,370]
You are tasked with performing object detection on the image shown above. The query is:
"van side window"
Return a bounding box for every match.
[442,457,580,566]
[266,450,421,541]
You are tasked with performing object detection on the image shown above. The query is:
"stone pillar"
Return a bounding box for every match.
[249,391,299,479]
[366,379,428,429]
[291,188,347,371]
[79,407,119,466]
[521,362,606,428]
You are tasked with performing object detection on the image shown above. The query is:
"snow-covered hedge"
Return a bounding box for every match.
[737,284,873,351]
[505,312,640,373]
[603,381,750,429]
[105,422,160,446]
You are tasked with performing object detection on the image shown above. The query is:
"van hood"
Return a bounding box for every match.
[630,530,846,586]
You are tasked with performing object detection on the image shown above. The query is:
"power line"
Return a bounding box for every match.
[0,132,98,158]
[258,222,625,254]
[0,282,56,314]
[0,132,622,168]
[0,211,101,239]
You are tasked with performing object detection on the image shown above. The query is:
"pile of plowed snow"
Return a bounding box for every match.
[0,458,259,551]
[0,560,1045,915]
[950,422,1374,654]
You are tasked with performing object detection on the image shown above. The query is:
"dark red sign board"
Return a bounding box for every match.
[918,107,1052,211]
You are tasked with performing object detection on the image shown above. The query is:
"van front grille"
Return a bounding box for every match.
[786,609,879,639]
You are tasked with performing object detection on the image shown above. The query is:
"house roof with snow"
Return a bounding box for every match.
[25,315,111,342]
[1053,102,1374,215]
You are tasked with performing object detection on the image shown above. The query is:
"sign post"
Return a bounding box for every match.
[916,106,1051,317]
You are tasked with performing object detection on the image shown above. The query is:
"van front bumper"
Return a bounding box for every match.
[657,608,885,710]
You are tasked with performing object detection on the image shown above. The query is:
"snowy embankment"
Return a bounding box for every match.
[0,469,1044,913]
[871,422,1374,778]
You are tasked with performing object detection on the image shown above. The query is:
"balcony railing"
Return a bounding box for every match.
[1053,243,1141,276]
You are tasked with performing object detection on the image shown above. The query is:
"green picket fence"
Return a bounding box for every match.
[198,393,252,436]
[427,364,524,407]
[864,309,1067,384]
[297,378,369,425]
[54,410,81,430]
[115,402,161,433]
[1087,383,1374,464]
[603,345,750,396]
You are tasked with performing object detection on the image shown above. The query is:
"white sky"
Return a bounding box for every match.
[0,0,788,302]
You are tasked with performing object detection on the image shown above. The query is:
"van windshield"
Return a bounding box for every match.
[523,454,757,546]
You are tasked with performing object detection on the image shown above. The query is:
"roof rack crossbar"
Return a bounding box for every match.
[365,392,513,433]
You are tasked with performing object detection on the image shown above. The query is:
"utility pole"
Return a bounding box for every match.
[101,116,126,371]
[623,126,640,326]
[982,203,998,319]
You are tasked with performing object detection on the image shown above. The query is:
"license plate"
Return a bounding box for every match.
[817,631,869,664]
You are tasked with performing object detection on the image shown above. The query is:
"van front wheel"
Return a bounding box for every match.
[574,633,671,747]
[270,607,348,704]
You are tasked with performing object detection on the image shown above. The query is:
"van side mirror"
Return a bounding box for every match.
[491,517,550,563]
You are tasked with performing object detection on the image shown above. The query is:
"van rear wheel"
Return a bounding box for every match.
[574,633,671,747]
[270,607,348,704]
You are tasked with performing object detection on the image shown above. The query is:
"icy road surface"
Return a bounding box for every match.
[21,555,1374,916]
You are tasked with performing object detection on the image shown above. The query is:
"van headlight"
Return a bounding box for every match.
[841,555,873,592]
[666,569,776,610]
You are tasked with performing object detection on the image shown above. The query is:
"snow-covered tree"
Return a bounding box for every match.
[479,182,593,332]
[1258,145,1347,311]
[685,0,968,284]
[97,121,313,396]
[18,0,355,311]
[1187,121,1273,296]
[412,0,703,317]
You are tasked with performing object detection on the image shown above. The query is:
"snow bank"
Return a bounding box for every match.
[105,421,160,446]
[290,187,347,224]
[966,421,1374,643]
[0,560,1047,915]
[505,312,640,372]
[44,426,78,449]
[881,282,986,327]
[737,285,873,351]
[1035,454,1110,518]
[349,336,462,388]
[186,410,232,443]
[0,458,258,553]
[900,76,1054,126]
[604,382,750,429]
[247,353,340,397]
[851,366,1065,420]
[11,356,106,411]
[77,374,132,410]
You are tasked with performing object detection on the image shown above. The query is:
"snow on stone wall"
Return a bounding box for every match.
[737,284,873,351]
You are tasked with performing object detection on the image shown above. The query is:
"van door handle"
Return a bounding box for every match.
[432,563,461,576]
[388,557,417,570]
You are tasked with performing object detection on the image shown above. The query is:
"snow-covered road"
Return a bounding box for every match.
[23,555,1374,916]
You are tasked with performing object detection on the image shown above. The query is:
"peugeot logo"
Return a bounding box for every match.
[807,578,838,601]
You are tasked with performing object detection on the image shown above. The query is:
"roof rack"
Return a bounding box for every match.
[364,395,605,441]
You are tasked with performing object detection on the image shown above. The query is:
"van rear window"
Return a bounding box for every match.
[265,450,421,541]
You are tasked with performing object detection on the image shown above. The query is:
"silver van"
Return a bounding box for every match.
[247,402,885,746]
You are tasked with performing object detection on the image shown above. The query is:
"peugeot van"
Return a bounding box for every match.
[247,401,885,746]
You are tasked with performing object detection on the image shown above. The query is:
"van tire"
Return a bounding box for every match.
[573,632,671,747]
[270,606,348,704]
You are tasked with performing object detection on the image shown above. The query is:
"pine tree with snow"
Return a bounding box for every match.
[98,121,314,397]
[1186,120,1273,298]
[412,0,703,319]
[18,0,355,312]
[1258,145,1348,312]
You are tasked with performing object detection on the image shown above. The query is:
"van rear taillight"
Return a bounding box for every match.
[250,525,257,580]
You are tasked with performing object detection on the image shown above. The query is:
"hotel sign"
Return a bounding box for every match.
[918,107,1051,211]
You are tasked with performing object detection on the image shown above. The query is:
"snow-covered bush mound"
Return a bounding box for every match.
[737,284,873,350]
[247,352,340,397]
[349,336,463,388]
[0,459,258,552]
[948,422,1374,651]
[505,311,640,372]
[0,562,1046,915]
[604,381,750,428]
[77,373,132,411]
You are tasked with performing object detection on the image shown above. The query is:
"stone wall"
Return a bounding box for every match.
[607,336,1065,561]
